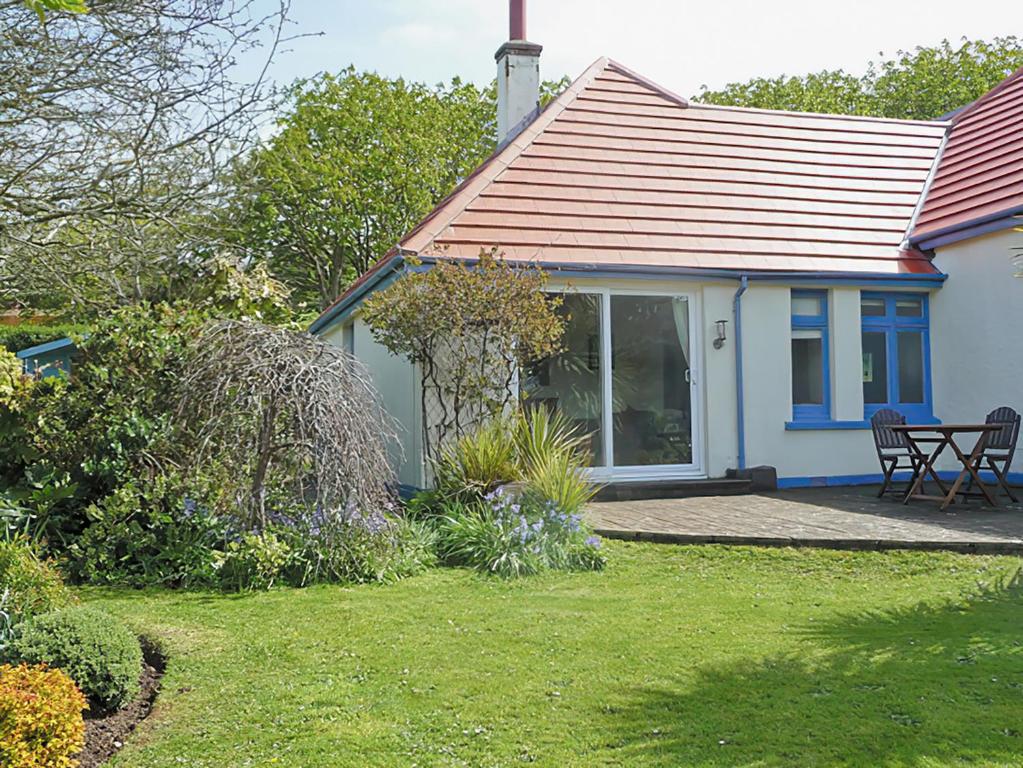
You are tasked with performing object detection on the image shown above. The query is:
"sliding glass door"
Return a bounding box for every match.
[522,290,700,478]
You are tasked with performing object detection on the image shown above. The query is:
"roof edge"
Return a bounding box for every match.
[912,206,1023,250]
[950,65,1023,125]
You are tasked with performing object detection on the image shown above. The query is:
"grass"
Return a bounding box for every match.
[83,543,1023,767]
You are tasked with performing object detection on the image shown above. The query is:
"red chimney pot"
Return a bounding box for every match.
[510,0,526,40]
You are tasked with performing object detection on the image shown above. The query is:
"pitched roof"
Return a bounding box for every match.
[911,66,1023,243]
[313,58,949,331]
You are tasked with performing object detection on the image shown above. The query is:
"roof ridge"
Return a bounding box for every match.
[951,65,1023,125]
[605,59,689,109]
[688,100,949,128]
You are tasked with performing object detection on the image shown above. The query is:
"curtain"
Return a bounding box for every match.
[671,297,690,369]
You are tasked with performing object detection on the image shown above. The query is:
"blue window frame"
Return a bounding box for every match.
[861,292,933,423]
[791,290,830,422]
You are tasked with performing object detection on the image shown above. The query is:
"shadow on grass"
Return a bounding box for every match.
[601,570,1023,767]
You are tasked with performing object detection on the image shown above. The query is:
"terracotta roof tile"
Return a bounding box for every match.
[912,67,1023,240]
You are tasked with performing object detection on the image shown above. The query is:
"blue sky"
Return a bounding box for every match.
[252,0,1018,97]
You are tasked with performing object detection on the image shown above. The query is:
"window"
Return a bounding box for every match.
[861,293,931,421]
[791,290,829,421]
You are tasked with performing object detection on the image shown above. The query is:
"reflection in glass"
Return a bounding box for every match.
[520,293,603,466]
[897,331,924,403]
[610,296,692,466]
[862,331,888,404]
[792,330,824,404]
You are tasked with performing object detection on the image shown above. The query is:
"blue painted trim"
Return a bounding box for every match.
[910,204,1023,249]
[861,292,933,423]
[308,253,406,334]
[778,470,1023,489]
[784,420,871,431]
[15,337,76,359]
[397,483,422,500]
[790,290,830,423]
[530,261,947,287]
[916,214,1021,250]
[734,275,749,470]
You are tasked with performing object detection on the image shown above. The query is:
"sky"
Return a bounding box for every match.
[252,0,1020,96]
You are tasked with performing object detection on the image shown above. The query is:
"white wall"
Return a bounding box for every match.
[322,263,1013,487]
[931,228,1023,476]
[321,316,423,489]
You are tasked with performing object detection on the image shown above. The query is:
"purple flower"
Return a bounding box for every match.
[181,497,197,519]
[585,535,602,549]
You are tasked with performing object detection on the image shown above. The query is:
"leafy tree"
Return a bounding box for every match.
[696,37,1023,119]
[0,0,291,315]
[228,70,571,311]
[23,0,86,19]
[361,250,564,463]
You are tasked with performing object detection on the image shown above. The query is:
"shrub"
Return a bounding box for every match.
[436,487,605,578]
[0,324,85,355]
[0,541,72,655]
[66,477,226,589]
[433,417,519,502]
[216,531,293,591]
[0,663,87,768]
[11,607,142,712]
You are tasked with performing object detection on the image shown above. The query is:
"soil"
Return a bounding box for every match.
[76,637,166,768]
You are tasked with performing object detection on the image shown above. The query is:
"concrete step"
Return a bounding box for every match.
[594,478,754,502]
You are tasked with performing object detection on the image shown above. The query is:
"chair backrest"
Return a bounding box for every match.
[985,406,1021,452]
[871,408,908,451]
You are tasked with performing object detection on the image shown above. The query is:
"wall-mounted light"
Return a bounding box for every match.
[713,319,728,349]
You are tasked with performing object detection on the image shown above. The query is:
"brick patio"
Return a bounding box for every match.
[588,485,1023,554]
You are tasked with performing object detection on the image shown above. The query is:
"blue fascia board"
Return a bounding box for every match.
[910,205,1023,250]
[309,256,948,337]
[779,470,1023,489]
[514,261,948,288]
[15,336,77,359]
[308,254,406,335]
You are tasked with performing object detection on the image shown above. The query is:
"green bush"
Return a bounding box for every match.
[0,662,87,768]
[66,476,226,588]
[216,531,293,590]
[10,606,142,712]
[436,488,604,578]
[433,417,519,501]
[0,540,72,654]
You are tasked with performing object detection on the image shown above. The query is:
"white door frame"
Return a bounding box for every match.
[545,285,705,482]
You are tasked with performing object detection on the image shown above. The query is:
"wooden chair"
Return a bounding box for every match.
[871,409,922,498]
[967,407,1021,502]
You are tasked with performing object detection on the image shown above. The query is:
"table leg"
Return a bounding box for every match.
[945,434,997,509]
[903,437,948,504]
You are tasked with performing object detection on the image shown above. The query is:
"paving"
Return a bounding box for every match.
[588,485,1023,554]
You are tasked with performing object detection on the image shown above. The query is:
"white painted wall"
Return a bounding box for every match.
[321,317,423,489]
[931,228,1023,476]
[322,262,1020,488]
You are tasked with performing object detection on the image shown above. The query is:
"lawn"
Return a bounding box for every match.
[84,542,1023,767]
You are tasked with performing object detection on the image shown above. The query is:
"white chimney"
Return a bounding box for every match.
[495,0,542,146]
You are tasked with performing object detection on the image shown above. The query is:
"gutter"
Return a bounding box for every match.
[308,252,406,334]
[733,275,749,470]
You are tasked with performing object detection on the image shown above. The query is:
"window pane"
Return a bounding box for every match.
[610,295,692,467]
[862,331,888,404]
[792,294,823,317]
[521,293,604,466]
[792,330,824,405]
[897,331,925,403]
[896,298,923,318]
[861,297,886,317]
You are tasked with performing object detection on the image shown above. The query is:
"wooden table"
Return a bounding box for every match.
[891,424,1001,510]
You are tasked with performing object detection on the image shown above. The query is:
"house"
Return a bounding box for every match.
[311,1,1022,492]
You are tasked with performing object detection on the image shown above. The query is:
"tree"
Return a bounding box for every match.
[361,250,564,463]
[179,319,398,529]
[0,0,292,315]
[228,71,572,311]
[696,37,1023,119]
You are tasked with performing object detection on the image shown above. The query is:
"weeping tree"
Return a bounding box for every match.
[179,319,398,529]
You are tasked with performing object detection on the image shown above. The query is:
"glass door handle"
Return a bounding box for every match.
[684,369,691,384]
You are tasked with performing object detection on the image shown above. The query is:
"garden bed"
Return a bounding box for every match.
[79,637,165,768]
